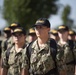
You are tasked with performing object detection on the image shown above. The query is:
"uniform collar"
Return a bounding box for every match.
[58,40,69,47]
[31,39,50,52]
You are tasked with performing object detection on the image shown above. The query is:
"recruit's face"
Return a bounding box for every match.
[58,31,69,40]
[29,34,37,42]
[13,33,26,44]
[68,35,75,41]
[34,25,50,38]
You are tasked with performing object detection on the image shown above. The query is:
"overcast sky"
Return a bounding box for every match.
[0,0,76,30]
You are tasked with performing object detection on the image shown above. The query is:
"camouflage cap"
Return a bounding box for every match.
[12,27,26,35]
[50,29,58,36]
[9,22,21,29]
[58,25,69,32]
[28,28,35,35]
[3,27,11,33]
[33,18,50,28]
[69,30,76,36]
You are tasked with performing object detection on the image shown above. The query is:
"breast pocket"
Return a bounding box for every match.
[8,52,15,65]
[57,49,64,61]
[42,53,55,70]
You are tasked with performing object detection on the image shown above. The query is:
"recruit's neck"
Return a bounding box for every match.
[37,35,49,45]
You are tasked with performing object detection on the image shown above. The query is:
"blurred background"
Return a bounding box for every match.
[0,0,76,31]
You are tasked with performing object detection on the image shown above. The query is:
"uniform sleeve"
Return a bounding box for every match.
[21,47,29,69]
[74,44,76,64]
[2,50,9,68]
[1,40,7,60]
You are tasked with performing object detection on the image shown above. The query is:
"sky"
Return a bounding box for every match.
[49,0,76,29]
[0,0,76,30]
[0,0,6,30]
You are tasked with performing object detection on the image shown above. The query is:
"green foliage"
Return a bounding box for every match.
[61,5,71,24]
[3,0,58,29]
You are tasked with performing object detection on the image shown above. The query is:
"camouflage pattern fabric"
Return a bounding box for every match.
[74,41,76,63]
[24,39,56,75]
[1,36,14,58]
[3,45,27,75]
[6,36,14,49]
[56,41,75,75]
[73,41,76,75]
[1,39,6,57]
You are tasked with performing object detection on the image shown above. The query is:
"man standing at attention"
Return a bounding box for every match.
[22,18,59,75]
[57,25,75,75]
[2,27,28,75]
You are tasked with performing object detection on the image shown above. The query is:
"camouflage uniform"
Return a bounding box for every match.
[56,40,75,75]
[23,39,57,75]
[74,41,76,75]
[1,36,14,60]
[6,36,14,48]
[3,45,28,75]
[1,36,14,50]
[74,41,76,63]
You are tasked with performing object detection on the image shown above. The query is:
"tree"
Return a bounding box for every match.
[61,5,74,29]
[61,5,71,25]
[3,0,59,29]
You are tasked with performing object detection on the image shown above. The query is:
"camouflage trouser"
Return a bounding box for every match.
[66,64,75,75]
[59,64,75,75]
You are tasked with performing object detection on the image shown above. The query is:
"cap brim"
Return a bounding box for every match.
[58,29,69,32]
[28,33,36,35]
[69,34,75,36]
[51,33,58,36]
[3,30,11,33]
[33,23,44,27]
[9,26,16,29]
[12,31,22,34]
